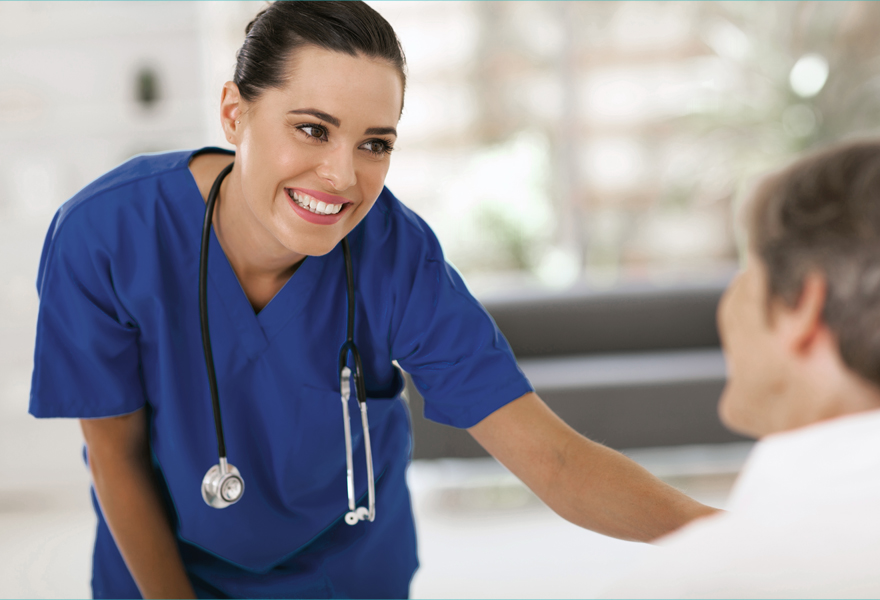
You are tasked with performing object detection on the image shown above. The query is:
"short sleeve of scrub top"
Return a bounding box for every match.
[29,149,533,599]
[31,184,147,419]
[365,201,535,427]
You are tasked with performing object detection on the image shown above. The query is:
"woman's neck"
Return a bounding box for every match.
[193,155,306,312]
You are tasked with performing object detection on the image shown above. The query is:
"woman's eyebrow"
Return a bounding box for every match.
[288,108,340,127]
[288,109,396,137]
[365,126,397,137]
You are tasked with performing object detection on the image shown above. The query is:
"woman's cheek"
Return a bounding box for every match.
[366,158,391,190]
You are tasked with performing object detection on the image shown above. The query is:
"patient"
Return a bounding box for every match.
[603,139,880,599]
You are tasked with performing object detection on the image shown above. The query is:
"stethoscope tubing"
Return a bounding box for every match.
[199,161,235,461]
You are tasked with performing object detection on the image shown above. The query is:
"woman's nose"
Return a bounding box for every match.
[316,146,357,191]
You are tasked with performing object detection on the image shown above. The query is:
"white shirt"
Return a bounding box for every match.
[602,409,880,599]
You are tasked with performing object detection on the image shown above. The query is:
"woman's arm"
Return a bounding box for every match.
[80,409,196,599]
[468,392,719,542]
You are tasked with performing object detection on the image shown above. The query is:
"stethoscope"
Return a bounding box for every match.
[198,162,376,526]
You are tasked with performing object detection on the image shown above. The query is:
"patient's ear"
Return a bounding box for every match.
[775,272,828,356]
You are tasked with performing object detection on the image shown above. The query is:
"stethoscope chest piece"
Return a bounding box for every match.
[201,457,244,509]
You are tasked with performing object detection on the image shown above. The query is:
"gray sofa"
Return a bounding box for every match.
[405,281,749,459]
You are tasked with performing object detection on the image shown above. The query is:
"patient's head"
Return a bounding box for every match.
[718,139,880,438]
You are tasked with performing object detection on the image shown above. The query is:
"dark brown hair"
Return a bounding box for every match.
[750,139,880,385]
[234,1,406,105]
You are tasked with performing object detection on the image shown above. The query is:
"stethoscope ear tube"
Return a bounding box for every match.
[339,361,376,525]
[338,238,376,525]
[200,162,243,508]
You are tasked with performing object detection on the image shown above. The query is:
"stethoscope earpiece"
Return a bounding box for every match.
[344,506,371,526]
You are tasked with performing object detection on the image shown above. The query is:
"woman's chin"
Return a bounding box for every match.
[281,234,345,259]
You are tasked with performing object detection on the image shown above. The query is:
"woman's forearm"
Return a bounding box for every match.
[82,413,196,599]
[543,431,718,541]
[469,392,718,542]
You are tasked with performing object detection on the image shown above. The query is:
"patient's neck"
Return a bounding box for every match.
[768,350,880,437]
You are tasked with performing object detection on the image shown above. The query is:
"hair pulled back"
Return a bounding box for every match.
[234,1,406,104]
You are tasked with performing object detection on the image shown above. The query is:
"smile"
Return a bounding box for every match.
[289,190,345,215]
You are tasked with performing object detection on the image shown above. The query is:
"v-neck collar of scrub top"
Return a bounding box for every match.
[181,147,324,360]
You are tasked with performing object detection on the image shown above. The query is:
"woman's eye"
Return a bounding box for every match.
[297,124,327,141]
[362,139,394,156]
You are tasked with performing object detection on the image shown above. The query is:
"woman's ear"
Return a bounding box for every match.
[220,82,243,145]
[776,271,828,357]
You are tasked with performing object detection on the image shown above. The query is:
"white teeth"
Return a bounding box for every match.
[290,190,345,216]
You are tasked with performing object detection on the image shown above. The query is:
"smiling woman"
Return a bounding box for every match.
[204,43,403,308]
[29,2,716,599]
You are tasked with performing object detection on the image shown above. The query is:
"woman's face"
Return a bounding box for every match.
[224,45,403,257]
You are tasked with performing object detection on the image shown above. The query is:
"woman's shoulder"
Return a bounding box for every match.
[41,148,214,283]
[51,148,210,243]
[66,149,193,207]
[352,188,454,305]
[363,186,441,256]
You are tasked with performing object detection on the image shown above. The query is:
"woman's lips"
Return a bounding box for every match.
[286,188,350,225]
[294,188,349,205]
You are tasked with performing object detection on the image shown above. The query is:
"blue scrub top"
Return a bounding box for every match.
[29,148,533,599]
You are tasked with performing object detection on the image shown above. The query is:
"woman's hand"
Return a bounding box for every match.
[81,409,197,599]
[468,392,719,542]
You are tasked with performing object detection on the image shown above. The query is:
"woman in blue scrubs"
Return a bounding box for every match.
[29,2,716,598]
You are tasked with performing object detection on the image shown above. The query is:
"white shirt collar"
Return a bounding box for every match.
[728,408,880,514]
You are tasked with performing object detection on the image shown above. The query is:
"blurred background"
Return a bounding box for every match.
[1,1,879,598]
